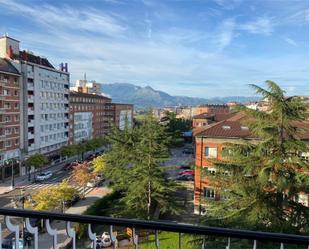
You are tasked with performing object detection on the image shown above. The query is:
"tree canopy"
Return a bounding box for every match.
[101,112,178,219]
[204,81,309,234]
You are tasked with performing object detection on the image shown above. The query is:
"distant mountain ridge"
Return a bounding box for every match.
[102,83,259,108]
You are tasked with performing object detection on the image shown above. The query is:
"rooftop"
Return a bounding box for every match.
[0,58,20,75]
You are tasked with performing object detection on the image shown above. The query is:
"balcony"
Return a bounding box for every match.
[28,95,34,103]
[0,208,308,249]
[28,120,34,127]
[28,107,34,115]
[28,132,34,139]
[27,83,34,90]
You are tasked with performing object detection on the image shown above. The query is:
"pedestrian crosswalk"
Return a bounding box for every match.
[19,172,88,196]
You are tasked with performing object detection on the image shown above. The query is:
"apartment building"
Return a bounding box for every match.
[113,103,134,130]
[193,113,309,214]
[69,91,113,144]
[0,36,70,162]
[0,58,21,181]
[70,79,102,95]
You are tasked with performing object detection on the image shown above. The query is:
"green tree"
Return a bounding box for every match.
[205,81,309,234]
[25,154,49,174]
[60,144,78,158]
[25,180,76,211]
[103,113,178,219]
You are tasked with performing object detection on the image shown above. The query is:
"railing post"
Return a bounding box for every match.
[132,227,138,249]
[155,230,160,249]
[25,217,38,249]
[45,219,58,249]
[226,237,231,249]
[252,240,257,249]
[5,216,19,249]
[202,236,206,249]
[109,225,117,249]
[66,221,76,249]
[179,233,182,249]
[88,224,96,249]
[280,243,284,249]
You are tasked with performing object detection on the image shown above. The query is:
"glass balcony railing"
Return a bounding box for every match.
[0,208,308,249]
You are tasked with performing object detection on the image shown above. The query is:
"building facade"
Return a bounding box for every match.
[0,58,21,181]
[113,103,134,130]
[0,35,70,164]
[69,91,113,144]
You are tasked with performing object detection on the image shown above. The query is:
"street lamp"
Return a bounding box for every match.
[4,158,19,190]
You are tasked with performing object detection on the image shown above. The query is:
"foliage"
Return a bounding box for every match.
[92,155,106,173]
[24,154,48,171]
[101,112,179,219]
[204,81,309,234]
[163,111,191,147]
[60,145,77,158]
[71,163,95,197]
[25,180,76,211]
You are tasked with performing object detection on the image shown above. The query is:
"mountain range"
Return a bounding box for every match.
[101,83,259,109]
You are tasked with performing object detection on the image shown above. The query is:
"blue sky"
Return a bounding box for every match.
[1,0,309,98]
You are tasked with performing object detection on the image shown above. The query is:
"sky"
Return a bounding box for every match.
[1,0,309,98]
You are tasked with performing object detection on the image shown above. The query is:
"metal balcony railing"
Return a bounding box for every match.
[0,208,308,249]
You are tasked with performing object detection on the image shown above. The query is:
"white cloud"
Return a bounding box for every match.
[239,17,274,35]
[284,37,297,47]
[0,0,126,37]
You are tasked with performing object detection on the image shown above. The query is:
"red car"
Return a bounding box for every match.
[178,169,194,176]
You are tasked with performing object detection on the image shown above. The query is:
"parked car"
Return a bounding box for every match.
[179,163,191,169]
[86,154,96,161]
[35,171,52,181]
[176,174,194,181]
[64,194,80,207]
[178,169,194,176]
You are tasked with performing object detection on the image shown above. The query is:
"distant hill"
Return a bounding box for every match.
[101,83,259,108]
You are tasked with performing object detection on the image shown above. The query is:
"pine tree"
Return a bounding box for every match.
[205,81,309,234]
[103,112,178,219]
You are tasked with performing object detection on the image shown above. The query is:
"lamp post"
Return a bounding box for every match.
[5,158,18,190]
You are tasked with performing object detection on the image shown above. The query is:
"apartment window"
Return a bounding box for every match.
[204,187,215,199]
[13,77,18,84]
[14,90,18,96]
[15,115,19,122]
[28,78,34,83]
[15,139,19,146]
[5,116,11,122]
[3,89,9,96]
[4,102,10,109]
[5,140,11,147]
[14,127,19,134]
[204,147,217,158]
[14,103,19,109]
[5,128,11,135]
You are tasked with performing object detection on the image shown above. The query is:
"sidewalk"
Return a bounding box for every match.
[38,184,112,249]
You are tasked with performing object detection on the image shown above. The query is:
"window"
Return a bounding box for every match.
[14,127,19,134]
[5,128,11,135]
[14,103,19,109]
[15,115,19,122]
[4,102,10,109]
[204,147,217,158]
[5,116,11,122]
[3,89,9,96]
[204,187,215,199]
[14,90,18,96]
[15,139,19,146]
[5,140,11,147]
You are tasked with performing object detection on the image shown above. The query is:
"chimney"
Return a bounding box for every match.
[7,45,13,59]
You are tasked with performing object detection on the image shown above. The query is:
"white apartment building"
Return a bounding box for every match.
[0,36,70,159]
[71,79,102,95]
[73,112,93,143]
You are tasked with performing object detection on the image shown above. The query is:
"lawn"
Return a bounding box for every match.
[139,231,195,249]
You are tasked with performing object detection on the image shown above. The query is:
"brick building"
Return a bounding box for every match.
[193,112,309,214]
[69,92,114,144]
[0,58,21,181]
[113,103,134,130]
